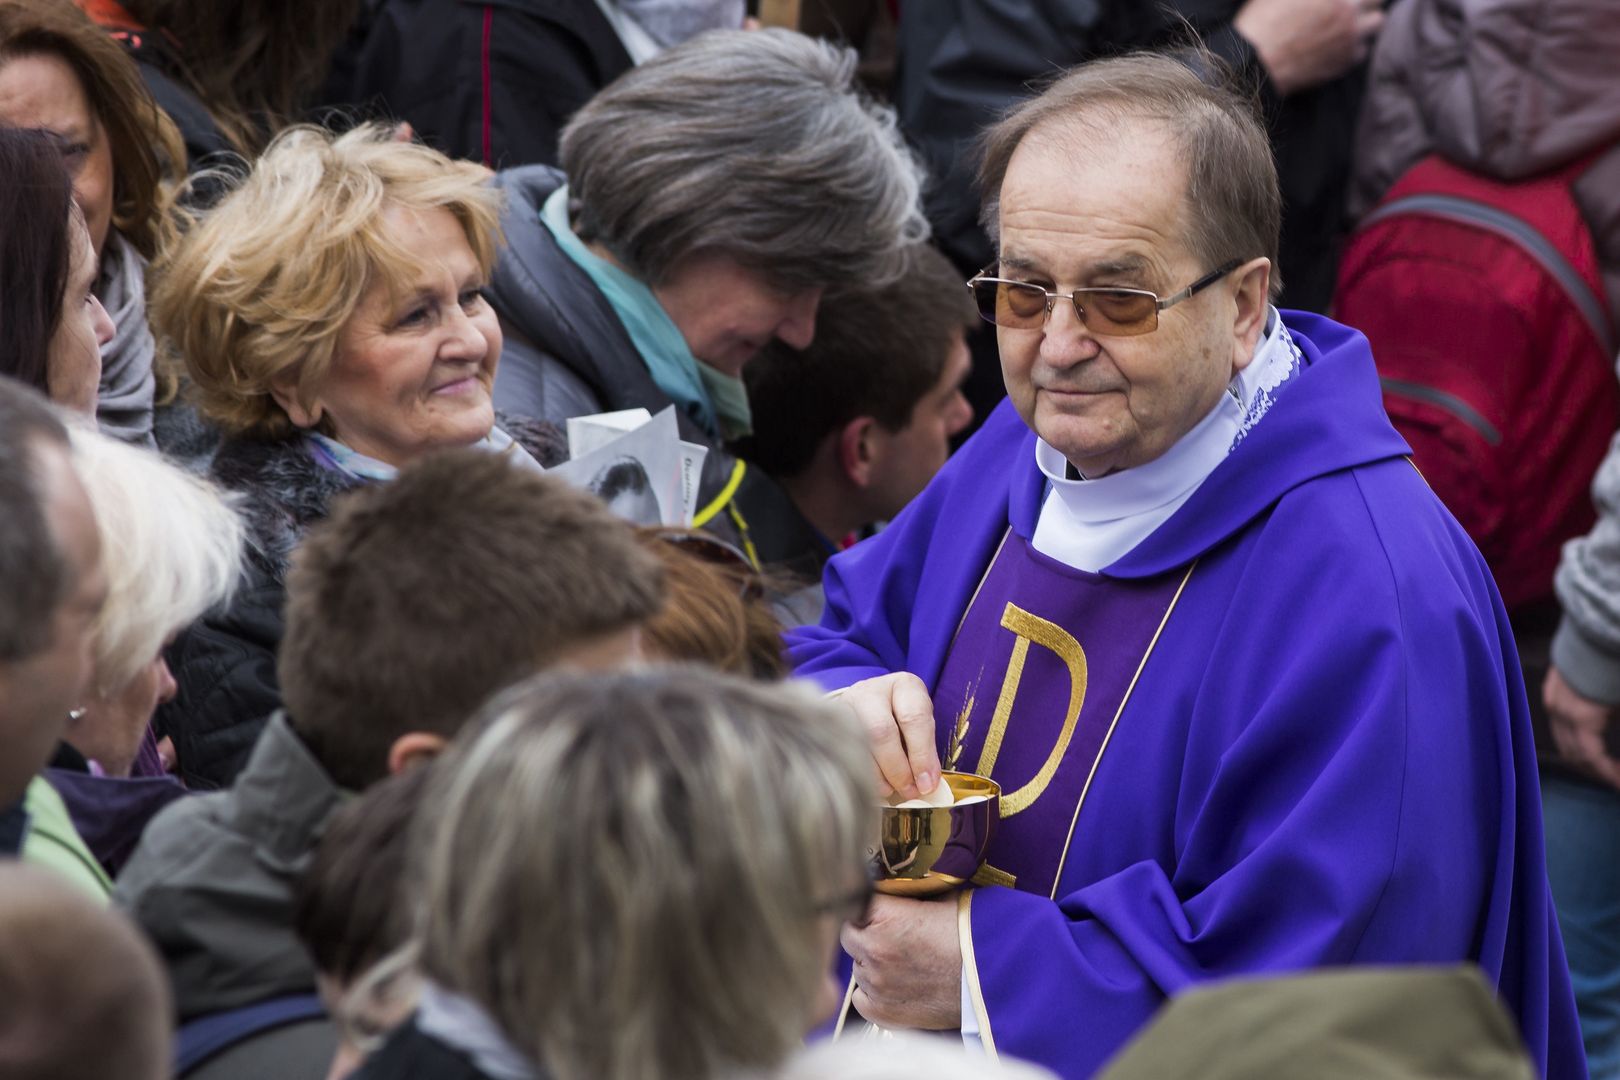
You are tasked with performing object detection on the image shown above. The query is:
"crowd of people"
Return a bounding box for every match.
[0,0,1615,1077]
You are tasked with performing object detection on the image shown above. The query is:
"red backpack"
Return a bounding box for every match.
[1335,154,1620,611]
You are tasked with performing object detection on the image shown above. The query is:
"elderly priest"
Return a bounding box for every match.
[789,53,1584,1080]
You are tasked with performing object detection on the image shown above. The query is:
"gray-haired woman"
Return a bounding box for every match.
[351,667,876,1080]
[487,28,926,551]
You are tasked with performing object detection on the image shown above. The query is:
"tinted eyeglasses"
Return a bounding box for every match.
[966,259,1243,337]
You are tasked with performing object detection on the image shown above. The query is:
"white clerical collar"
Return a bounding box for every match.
[1037,309,1286,520]
[1030,309,1297,571]
[1035,385,1242,524]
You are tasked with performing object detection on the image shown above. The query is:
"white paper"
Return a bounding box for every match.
[551,406,687,527]
[563,406,709,526]
[676,441,709,526]
[567,408,653,459]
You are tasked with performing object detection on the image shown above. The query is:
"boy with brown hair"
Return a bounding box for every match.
[117,450,663,1076]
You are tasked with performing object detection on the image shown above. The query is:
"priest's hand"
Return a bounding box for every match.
[842,894,962,1030]
[834,673,943,801]
[1545,665,1620,791]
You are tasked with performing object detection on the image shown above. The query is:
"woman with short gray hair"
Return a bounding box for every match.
[560,29,923,299]
[352,667,876,1080]
[487,29,926,548]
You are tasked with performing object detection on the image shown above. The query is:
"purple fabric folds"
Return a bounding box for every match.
[43,768,187,878]
[789,312,1586,1079]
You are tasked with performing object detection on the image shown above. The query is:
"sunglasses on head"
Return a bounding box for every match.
[966,259,1243,337]
[651,529,765,602]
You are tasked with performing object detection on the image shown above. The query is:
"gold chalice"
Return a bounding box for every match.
[869,771,1000,897]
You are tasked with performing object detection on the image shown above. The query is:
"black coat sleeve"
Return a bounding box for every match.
[154,562,285,791]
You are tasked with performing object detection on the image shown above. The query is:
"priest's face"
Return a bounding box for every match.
[993,116,1269,477]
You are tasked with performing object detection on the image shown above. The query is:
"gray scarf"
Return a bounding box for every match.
[94,232,158,449]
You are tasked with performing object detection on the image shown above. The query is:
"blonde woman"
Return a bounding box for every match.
[147,123,566,788]
[32,426,242,880]
[353,668,875,1080]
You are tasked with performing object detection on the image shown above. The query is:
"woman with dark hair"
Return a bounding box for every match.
[0,0,185,445]
[0,125,113,413]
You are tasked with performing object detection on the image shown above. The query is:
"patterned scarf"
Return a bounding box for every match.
[305,426,545,483]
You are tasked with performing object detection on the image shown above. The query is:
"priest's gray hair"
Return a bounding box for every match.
[978,50,1283,298]
[414,667,875,1080]
[560,28,928,291]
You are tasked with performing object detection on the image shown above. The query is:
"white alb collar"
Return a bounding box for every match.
[1035,308,1292,525]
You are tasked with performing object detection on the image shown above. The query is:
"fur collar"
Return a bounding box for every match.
[211,413,568,582]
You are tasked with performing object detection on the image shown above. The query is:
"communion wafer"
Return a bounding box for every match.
[885,780,958,810]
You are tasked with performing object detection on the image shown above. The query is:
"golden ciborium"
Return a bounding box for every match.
[869,771,1000,897]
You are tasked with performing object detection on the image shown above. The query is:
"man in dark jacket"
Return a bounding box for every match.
[730,242,977,622]
[329,0,632,169]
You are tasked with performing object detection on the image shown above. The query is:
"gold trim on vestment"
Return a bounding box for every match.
[972,863,1017,888]
[1049,560,1198,899]
[945,528,1013,654]
[958,889,1000,1060]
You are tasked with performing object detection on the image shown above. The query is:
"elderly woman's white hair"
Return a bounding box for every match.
[415,666,876,1080]
[68,427,244,694]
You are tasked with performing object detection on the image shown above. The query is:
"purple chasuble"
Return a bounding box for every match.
[793,313,1585,1079]
[933,531,1188,898]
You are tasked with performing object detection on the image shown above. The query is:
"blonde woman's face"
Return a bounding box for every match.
[287,206,502,468]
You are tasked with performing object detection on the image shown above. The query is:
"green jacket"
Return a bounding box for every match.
[1097,967,1535,1080]
[22,776,112,899]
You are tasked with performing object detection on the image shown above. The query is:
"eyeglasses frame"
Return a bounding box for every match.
[966,258,1246,335]
[811,873,876,926]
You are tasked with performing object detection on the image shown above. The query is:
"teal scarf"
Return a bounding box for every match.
[540,186,752,440]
